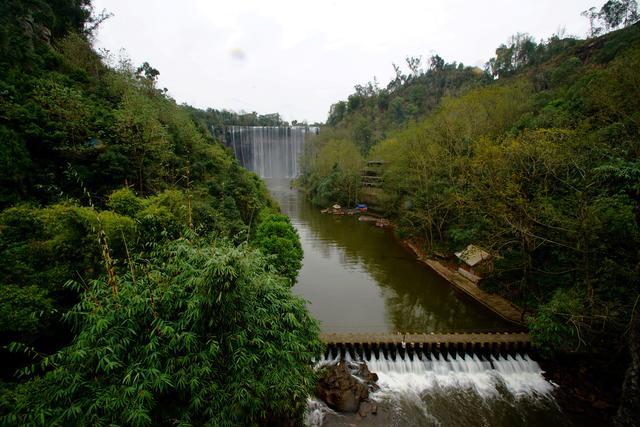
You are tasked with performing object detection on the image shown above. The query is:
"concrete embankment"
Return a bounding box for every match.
[402,240,527,327]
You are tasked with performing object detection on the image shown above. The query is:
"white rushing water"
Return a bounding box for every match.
[318,351,555,398]
[309,351,561,426]
[226,126,317,178]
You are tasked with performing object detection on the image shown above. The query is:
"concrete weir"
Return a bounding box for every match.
[320,332,532,352]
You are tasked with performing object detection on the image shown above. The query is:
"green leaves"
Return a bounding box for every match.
[528,287,584,354]
[254,213,304,285]
[0,3,315,425]
[2,238,321,426]
[301,136,364,207]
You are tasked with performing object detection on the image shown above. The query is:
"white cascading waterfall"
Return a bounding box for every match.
[306,348,567,427]
[305,348,566,427]
[317,349,556,398]
[226,126,317,178]
[307,349,561,426]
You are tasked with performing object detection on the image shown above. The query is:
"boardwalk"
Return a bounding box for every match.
[404,241,526,327]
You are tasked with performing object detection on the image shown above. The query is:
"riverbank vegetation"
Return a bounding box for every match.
[0,1,320,424]
[301,2,640,419]
[186,106,319,144]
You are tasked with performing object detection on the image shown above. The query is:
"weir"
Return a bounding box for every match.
[310,333,558,425]
[320,333,537,379]
[224,126,317,178]
[316,346,554,398]
[320,332,531,352]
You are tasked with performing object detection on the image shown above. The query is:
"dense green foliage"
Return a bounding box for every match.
[255,213,303,285]
[186,107,316,143]
[2,237,321,426]
[299,135,364,207]
[188,107,287,129]
[303,20,640,357]
[324,56,490,155]
[0,1,320,423]
[0,202,133,342]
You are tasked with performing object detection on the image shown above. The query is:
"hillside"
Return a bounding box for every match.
[301,20,640,421]
[0,1,320,424]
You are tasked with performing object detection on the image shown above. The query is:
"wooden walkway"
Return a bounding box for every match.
[404,241,526,327]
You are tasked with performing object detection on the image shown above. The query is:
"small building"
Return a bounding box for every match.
[455,244,493,283]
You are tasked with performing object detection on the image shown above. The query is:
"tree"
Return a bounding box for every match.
[582,0,640,36]
[405,55,423,77]
[429,54,445,72]
[113,89,170,194]
[353,118,373,153]
[600,0,639,30]
[2,238,322,426]
[487,33,538,78]
[327,101,346,126]
[135,61,160,82]
[254,213,304,284]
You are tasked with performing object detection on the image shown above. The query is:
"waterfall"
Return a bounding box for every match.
[308,348,560,426]
[226,126,317,178]
[316,349,556,398]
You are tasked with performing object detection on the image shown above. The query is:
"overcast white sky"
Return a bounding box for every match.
[92,0,604,123]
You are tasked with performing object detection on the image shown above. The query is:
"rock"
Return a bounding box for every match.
[316,361,375,413]
[358,402,377,417]
[375,219,390,228]
[354,362,379,391]
[335,389,360,413]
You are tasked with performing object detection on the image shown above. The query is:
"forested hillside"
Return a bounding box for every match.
[301,5,640,419]
[0,1,319,424]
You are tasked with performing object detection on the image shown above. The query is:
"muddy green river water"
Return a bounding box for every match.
[267,179,517,333]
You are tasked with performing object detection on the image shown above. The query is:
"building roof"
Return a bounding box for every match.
[455,244,491,267]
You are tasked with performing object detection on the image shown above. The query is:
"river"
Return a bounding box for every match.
[267,179,571,427]
[267,179,517,333]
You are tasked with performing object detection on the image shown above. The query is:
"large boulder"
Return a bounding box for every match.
[316,360,378,413]
[355,361,379,387]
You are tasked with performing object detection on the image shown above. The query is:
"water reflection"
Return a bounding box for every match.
[268,179,518,333]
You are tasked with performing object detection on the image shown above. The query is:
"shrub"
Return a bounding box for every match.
[254,213,304,285]
[528,287,584,354]
[2,238,322,426]
[106,188,144,217]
